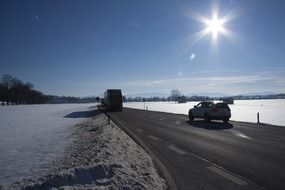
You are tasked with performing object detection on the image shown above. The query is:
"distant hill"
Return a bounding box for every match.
[123,92,285,102]
[240,91,277,96]
[187,92,229,98]
[125,92,283,98]
[125,92,169,98]
[125,92,230,98]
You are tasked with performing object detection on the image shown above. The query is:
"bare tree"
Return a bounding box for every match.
[21,83,33,104]
[1,75,14,105]
[0,75,47,105]
[10,78,24,105]
[26,82,34,89]
[170,89,181,103]
[0,83,4,105]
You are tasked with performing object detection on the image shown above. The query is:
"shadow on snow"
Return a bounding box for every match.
[64,109,101,118]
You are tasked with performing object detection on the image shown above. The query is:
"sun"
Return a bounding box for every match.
[188,5,240,45]
[204,14,226,40]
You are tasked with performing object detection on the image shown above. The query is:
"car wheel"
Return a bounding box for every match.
[204,113,211,122]
[223,118,229,123]
[188,111,194,121]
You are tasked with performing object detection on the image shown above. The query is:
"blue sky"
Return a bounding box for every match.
[1,0,285,96]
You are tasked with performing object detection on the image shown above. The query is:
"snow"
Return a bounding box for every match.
[124,99,285,126]
[6,113,166,190]
[0,103,94,185]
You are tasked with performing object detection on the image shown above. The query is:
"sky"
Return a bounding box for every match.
[1,0,285,97]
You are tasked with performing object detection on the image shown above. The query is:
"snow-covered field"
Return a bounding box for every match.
[124,99,285,126]
[4,111,166,190]
[0,103,94,185]
[0,104,166,189]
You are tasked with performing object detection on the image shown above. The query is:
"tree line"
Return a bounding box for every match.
[123,89,285,103]
[0,74,99,105]
[123,89,214,103]
[123,95,213,102]
[0,74,47,105]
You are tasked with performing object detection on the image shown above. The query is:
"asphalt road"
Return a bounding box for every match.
[109,108,285,190]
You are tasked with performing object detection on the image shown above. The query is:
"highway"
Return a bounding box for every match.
[110,108,285,190]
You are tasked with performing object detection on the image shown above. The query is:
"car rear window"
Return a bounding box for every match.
[201,102,214,108]
[216,103,229,108]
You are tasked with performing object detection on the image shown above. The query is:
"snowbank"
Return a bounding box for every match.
[5,113,166,190]
[124,99,285,126]
[0,104,95,185]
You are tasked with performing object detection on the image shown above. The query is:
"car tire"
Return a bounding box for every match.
[223,118,229,123]
[204,113,211,122]
[188,111,194,121]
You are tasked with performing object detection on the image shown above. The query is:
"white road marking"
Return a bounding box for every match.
[164,140,253,186]
[237,133,251,139]
[208,166,248,185]
[231,130,252,140]
[159,117,165,121]
[174,121,181,125]
[135,128,143,133]
[167,145,187,155]
[147,135,159,141]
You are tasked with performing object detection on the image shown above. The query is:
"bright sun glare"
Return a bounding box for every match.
[190,5,239,45]
[204,14,225,40]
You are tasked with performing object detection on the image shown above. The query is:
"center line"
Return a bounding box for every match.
[174,121,181,125]
[208,166,248,185]
[237,133,251,139]
[147,135,159,141]
[231,130,252,140]
[167,145,187,155]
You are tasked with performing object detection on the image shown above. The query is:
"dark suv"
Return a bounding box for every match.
[188,101,231,123]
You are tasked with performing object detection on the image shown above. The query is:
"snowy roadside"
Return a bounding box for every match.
[4,112,166,190]
[124,100,285,126]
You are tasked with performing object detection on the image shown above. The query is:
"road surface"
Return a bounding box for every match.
[110,108,285,190]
